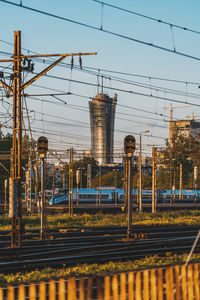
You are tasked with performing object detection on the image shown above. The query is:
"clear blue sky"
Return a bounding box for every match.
[1,0,200,157]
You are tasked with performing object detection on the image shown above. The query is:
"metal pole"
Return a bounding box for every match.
[139,134,142,212]
[114,169,117,205]
[63,171,65,188]
[179,163,182,200]
[170,157,172,205]
[155,148,157,211]
[35,158,39,213]
[127,157,133,238]
[173,167,176,203]
[11,31,23,247]
[11,31,17,247]
[124,135,135,238]
[4,179,7,213]
[152,146,157,213]
[69,147,73,216]
[169,104,173,148]
[124,157,128,211]
[16,31,23,247]
[87,164,92,189]
[52,167,55,204]
[99,166,102,205]
[195,181,197,206]
[80,169,83,189]
[28,155,32,214]
[2,34,96,247]
[152,146,155,214]
[77,183,79,206]
[76,169,80,206]
[194,166,198,206]
[40,156,45,239]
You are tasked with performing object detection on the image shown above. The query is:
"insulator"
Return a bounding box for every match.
[23,58,26,66]
[79,56,82,69]
[31,63,34,72]
[71,56,74,70]
[28,59,31,69]
[0,72,4,78]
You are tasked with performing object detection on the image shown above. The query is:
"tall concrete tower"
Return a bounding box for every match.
[89,93,117,165]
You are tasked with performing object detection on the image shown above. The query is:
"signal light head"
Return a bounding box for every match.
[124,135,135,157]
[37,136,48,156]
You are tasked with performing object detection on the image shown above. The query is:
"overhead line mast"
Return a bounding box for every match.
[0,30,96,247]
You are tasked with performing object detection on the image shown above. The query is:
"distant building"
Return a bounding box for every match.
[89,93,117,165]
[82,149,92,157]
[170,119,200,144]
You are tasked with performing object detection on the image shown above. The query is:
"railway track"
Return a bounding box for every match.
[0,224,199,245]
[0,225,199,273]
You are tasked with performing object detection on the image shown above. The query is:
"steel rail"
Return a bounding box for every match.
[0,226,199,273]
[0,236,199,273]
[0,224,199,247]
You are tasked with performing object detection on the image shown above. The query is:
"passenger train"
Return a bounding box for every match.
[49,188,199,205]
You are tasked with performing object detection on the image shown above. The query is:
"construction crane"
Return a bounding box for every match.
[163,104,192,147]
[186,113,200,120]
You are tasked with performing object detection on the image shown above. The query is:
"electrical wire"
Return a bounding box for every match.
[26,81,200,108]
[1,0,200,62]
[92,0,200,35]
[1,46,200,86]
[1,61,200,111]
[30,84,170,122]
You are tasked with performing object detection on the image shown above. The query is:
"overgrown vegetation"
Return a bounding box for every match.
[157,133,200,189]
[1,210,200,229]
[0,253,199,284]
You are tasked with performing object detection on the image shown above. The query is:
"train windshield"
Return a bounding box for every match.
[54,188,69,198]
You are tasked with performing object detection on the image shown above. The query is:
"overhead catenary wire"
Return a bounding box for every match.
[1,0,200,62]
[25,82,200,108]
[0,28,197,153]
[92,0,200,36]
[0,62,199,114]
[1,43,200,87]
[1,101,166,143]
[2,57,200,102]
[29,84,169,122]
[1,67,172,119]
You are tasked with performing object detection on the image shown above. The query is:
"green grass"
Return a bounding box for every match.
[1,211,200,284]
[1,210,200,230]
[0,253,199,284]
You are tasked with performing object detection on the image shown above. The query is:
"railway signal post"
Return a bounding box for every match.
[124,135,136,239]
[37,136,48,239]
[123,156,128,211]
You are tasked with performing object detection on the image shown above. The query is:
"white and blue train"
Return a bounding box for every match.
[49,188,199,205]
[49,188,124,205]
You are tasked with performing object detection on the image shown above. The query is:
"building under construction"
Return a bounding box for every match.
[170,118,200,144]
[89,93,117,165]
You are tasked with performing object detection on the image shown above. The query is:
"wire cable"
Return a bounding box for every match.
[1,0,200,61]
[92,0,200,35]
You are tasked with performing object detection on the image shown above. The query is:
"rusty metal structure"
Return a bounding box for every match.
[89,93,117,165]
[0,30,96,247]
